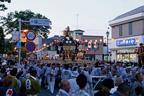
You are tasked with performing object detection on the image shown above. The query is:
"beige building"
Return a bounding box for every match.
[109,6,144,62]
[78,35,103,61]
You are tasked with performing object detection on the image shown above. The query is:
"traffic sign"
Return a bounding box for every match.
[26,42,36,52]
[16,42,22,49]
[21,32,26,38]
[12,31,19,41]
[30,18,50,26]
[26,30,36,41]
[21,38,26,42]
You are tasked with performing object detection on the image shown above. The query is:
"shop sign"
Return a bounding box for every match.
[116,38,136,46]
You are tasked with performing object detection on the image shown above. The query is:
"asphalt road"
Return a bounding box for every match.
[38,87,59,96]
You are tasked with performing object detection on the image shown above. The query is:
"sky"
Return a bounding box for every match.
[1,0,144,38]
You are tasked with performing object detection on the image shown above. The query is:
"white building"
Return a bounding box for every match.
[109,6,144,62]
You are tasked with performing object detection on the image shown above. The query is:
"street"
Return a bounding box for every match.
[38,87,59,96]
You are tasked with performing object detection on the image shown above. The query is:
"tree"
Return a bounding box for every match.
[4,40,16,56]
[21,46,27,58]
[0,10,52,38]
[0,0,11,11]
[0,27,5,56]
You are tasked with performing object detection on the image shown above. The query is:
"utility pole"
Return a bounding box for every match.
[18,19,21,64]
[76,14,79,29]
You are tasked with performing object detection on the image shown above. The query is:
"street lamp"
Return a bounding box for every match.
[14,47,17,51]
[43,43,47,47]
[106,31,109,62]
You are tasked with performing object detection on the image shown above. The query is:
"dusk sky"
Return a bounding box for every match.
[1,0,144,38]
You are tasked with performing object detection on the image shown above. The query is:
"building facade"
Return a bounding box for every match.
[33,29,103,61]
[33,35,64,60]
[109,6,144,62]
[78,35,103,61]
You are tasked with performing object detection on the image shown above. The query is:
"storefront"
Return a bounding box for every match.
[116,49,137,62]
[109,37,141,62]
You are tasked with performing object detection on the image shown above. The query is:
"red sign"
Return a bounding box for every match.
[26,42,36,52]
[135,48,138,53]
[21,33,26,38]
[26,30,36,41]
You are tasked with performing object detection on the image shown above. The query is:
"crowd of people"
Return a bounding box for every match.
[0,57,144,96]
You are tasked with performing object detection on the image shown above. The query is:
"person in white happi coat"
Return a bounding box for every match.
[36,64,45,85]
[72,67,79,77]
[105,64,111,74]
[22,65,28,78]
[110,77,123,94]
[131,73,144,96]
[116,62,124,76]
[55,64,62,88]
[44,64,51,88]
[82,65,92,96]
[48,64,57,93]
[121,65,132,83]
[106,70,117,81]
[91,67,101,76]
[61,64,72,80]
[70,74,90,96]
[17,62,24,69]
[68,72,79,95]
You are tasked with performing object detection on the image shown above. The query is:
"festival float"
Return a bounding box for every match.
[58,26,84,62]
[42,26,95,64]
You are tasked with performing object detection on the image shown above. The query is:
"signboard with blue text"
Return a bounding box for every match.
[30,18,50,26]
[116,38,136,46]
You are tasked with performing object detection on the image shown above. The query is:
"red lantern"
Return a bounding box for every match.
[88,41,91,48]
[94,42,98,48]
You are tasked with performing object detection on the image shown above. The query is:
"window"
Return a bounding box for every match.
[119,25,122,36]
[85,43,88,47]
[129,22,132,35]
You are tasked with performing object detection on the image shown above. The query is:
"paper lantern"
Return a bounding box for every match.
[88,41,92,48]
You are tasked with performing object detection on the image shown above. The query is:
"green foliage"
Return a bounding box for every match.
[21,46,27,58]
[1,10,52,38]
[0,0,11,11]
[0,27,5,55]
[0,27,17,56]
[0,27,5,40]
